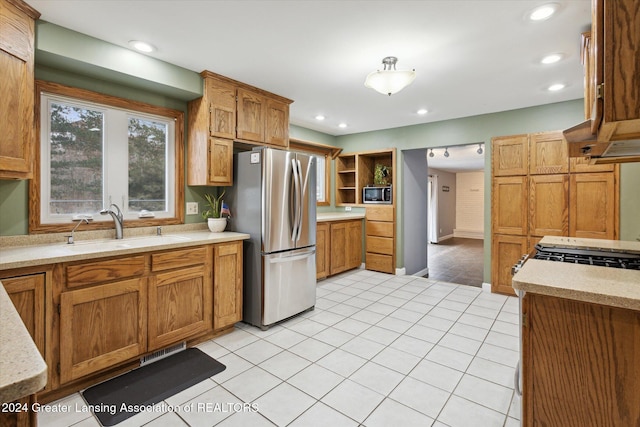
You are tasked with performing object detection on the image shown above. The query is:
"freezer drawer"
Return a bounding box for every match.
[262,248,316,326]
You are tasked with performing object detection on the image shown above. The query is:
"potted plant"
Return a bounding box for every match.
[201,190,227,232]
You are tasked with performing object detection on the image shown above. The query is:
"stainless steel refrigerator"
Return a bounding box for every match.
[229,147,316,329]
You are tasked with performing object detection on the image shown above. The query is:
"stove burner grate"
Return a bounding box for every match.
[533,245,640,271]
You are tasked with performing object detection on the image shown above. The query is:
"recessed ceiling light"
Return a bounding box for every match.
[128,40,155,53]
[417,109,428,115]
[541,53,563,64]
[548,83,565,91]
[528,3,559,21]
[338,123,347,128]
[315,115,325,121]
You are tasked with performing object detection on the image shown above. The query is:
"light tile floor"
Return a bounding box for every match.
[39,269,521,427]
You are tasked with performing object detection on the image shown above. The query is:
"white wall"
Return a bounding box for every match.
[455,171,484,239]
[428,168,456,241]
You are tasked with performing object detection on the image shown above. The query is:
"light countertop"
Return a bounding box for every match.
[317,212,365,222]
[513,237,640,311]
[0,230,249,271]
[0,283,47,403]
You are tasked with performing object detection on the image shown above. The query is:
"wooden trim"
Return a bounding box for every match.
[289,138,343,159]
[29,80,185,234]
[200,70,293,105]
[5,0,41,19]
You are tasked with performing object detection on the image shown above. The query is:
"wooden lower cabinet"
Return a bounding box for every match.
[522,293,640,426]
[316,222,330,279]
[59,278,147,383]
[329,220,362,276]
[213,241,243,330]
[2,273,45,357]
[316,219,362,278]
[365,206,395,274]
[491,234,527,295]
[148,265,211,350]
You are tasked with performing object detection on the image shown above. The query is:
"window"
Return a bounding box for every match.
[31,81,184,232]
[289,138,341,207]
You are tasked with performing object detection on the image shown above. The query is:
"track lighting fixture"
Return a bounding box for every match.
[477,144,483,155]
[444,148,449,158]
[429,149,434,158]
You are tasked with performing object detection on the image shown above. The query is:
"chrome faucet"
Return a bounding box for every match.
[100,204,124,239]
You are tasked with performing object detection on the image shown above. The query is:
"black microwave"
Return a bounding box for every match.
[363,186,392,204]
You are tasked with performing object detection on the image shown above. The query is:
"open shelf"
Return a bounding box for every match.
[335,148,395,206]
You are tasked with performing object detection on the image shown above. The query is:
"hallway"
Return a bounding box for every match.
[426,238,484,288]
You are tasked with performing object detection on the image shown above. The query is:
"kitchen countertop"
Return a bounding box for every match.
[512,237,640,311]
[0,229,250,271]
[0,283,47,403]
[317,212,365,222]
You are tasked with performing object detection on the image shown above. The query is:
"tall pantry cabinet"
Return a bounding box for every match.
[491,131,619,295]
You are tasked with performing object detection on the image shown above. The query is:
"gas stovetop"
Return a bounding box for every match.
[533,244,640,270]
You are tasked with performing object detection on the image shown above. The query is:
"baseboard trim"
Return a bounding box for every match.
[412,267,429,277]
[482,282,492,292]
[453,229,484,239]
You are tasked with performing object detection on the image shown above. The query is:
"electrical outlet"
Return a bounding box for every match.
[186,202,198,215]
[345,206,352,212]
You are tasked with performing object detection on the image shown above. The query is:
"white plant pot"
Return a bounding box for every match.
[207,217,227,232]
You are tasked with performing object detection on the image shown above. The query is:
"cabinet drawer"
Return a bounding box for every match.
[366,236,394,255]
[365,253,394,274]
[151,247,207,272]
[66,256,146,288]
[366,221,394,237]
[365,206,394,222]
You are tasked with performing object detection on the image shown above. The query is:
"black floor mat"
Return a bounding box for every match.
[82,348,225,426]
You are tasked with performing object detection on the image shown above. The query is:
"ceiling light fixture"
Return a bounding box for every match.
[429,149,434,158]
[315,115,325,121]
[417,108,428,115]
[364,56,416,96]
[541,53,563,64]
[338,123,347,128]
[128,40,155,53]
[444,148,450,158]
[548,83,565,91]
[477,143,483,155]
[527,3,559,21]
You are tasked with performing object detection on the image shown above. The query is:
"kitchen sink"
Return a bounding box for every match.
[67,234,192,251]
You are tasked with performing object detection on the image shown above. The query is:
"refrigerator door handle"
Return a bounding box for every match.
[268,250,316,264]
[291,158,302,242]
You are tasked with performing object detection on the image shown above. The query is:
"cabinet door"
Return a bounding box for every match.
[523,294,640,426]
[148,265,211,351]
[529,131,568,175]
[491,235,527,296]
[569,157,615,173]
[346,220,363,270]
[492,135,528,176]
[0,0,37,179]
[492,176,528,236]
[213,241,243,330]
[570,172,617,239]
[529,175,568,237]
[3,274,45,353]
[236,88,265,143]
[60,278,147,383]
[265,98,289,147]
[316,223,329,279]
[208,137,233,186]
[207,79,236,139]
[329,222,347,275]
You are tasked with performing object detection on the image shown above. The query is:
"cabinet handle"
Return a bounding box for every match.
[514,361,522,396]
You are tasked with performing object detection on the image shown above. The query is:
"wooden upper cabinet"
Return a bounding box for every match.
[0,0,40,179]
[492,176,528,236]
[492,135,528,176]
[265,97,289,147]
[529,131,568,175]
[207,78,236,140]
[569,156,615,173]
[208,137,233,186]
[529,175,568,237]
[236,88,265,143]
[570,172,617,240]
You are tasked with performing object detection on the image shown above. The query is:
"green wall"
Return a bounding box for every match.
[335,100,640,281]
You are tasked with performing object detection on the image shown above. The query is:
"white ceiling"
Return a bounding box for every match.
[26,0,590,170]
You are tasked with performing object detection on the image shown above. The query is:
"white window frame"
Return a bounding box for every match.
[39,92,176,224]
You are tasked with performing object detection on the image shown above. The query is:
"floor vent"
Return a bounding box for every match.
[140,342,186,367]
